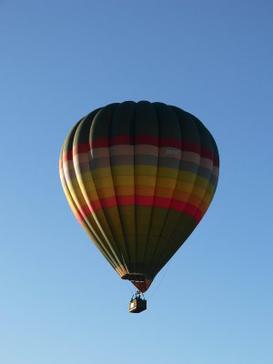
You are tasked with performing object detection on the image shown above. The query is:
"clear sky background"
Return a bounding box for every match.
[0,1,272,363]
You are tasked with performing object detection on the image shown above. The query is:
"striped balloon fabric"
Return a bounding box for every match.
[59,101,219,292]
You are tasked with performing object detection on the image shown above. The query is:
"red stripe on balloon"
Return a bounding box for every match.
[62,150,73,161]
[78,196,203,223]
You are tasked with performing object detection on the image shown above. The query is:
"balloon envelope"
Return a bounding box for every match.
[59,101,219,292]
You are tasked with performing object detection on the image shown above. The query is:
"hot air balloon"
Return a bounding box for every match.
[59,101,219,313]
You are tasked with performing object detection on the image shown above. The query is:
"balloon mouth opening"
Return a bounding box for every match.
[121,273,148,281]
[121,273,153,293]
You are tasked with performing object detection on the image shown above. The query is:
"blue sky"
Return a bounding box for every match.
[1,1,273,363]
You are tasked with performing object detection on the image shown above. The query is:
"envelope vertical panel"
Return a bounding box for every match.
[89,104,130,271]
[110,102,137,271]
[134,101,159,271]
